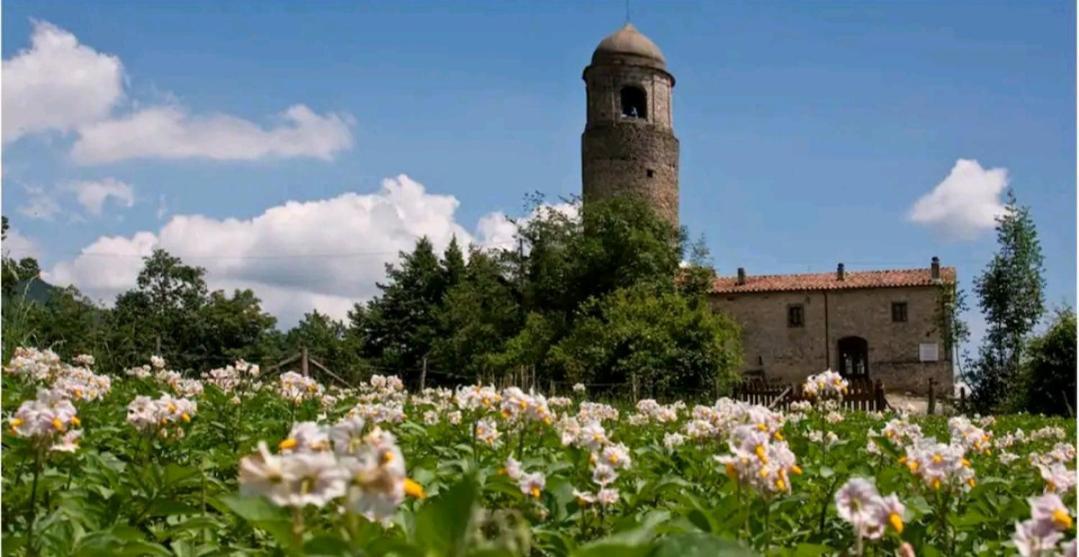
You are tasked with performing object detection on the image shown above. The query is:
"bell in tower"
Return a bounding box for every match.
[581,23,679,227]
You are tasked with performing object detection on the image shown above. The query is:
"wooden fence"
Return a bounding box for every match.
[732,377,890,412]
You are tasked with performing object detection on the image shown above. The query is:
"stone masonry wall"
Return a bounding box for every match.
[710,285,954,395]
[582,62,679,227]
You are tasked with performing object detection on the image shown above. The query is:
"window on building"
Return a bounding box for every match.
[787,304,804,328]
[891,302,908,323]
[620,86,647,119]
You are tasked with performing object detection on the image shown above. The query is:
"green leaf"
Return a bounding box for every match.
[220,494,298,553]
[303,535,353,556]
[413,475,479,557]
[652,533,757,557]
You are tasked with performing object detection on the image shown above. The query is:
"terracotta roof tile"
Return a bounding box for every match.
[712,267,956,294]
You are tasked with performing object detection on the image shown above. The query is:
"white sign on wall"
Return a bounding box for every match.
[919,343,939,362]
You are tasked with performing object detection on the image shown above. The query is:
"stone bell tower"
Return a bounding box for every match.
[582,23,679,226]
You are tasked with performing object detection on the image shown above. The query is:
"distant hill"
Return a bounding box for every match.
[3,276,62,305]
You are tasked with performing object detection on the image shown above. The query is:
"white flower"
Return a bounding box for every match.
[519,472,545,499]
[280,422,330,453]
[329,416,366,456]
[503,457,523,481]
[663,432,685,449]
[599,443,632,469]
[572,383,586,394]
[835,477,905,540]
[591,463,618,486]
[574,489,596,506]
[475,418,500,446]
[423,410,440,425]
[596,488,619,507]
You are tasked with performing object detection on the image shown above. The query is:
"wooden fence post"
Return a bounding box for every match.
[873,380,886,412]
[927,377,936,415]
[301,346,309,377]
[419,357,427,391]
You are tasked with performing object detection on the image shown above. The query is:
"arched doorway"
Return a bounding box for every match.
[837,336,869,378]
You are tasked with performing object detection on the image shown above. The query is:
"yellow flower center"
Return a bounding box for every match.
[790,465,803,475]
[11,418,24,427]
[889,512,904,533]
[279,438,298,450]
[70,416,80,427]
[530,486,541,498]
[775,477,786,490]
[181,412,191,423]
[1052,509,1073,529]
[756,423,768,432]
[932,454,943,464]
[404,478,425,499]
[725,463,738,480]
[52,417,65,432]
[755,444,768,464]
[932,479,941,490]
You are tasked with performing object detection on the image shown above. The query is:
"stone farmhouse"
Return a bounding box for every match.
[579,23,956,394]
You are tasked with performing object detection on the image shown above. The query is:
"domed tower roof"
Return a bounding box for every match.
[591,23,667,71]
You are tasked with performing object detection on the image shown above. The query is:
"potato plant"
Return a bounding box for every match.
[1,349,1074,556]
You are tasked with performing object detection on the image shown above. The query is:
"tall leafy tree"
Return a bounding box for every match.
[357,237,456,380]
[198,289,278,365]
[966,192,1046,412]
[1012,308,1076,416]
[431,248,520,382]
[108,249,209,370]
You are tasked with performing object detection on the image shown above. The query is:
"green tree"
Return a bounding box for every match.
[551,283,741,399]
[108,249,209,370]
[966,192,1046,412]
[356,237,467,381]
[1011,308,1076,416]
[198,289,278,365]
[431,248,520,383]
[285,310,366,384]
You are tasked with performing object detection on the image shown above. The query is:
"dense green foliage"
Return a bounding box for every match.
[1010,308,1076,416]
[965,192,1047,413]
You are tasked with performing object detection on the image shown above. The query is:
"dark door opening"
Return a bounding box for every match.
[837,336,869,378]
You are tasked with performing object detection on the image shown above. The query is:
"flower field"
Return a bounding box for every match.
[2,349,1075,556]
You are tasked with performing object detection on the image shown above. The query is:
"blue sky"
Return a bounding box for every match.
[2,1,1075,349]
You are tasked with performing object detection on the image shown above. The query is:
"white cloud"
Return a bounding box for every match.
[68,177,135,216]
[2,20,124,143]
[908,159,1008,240]
[2,227,41,260]
[3,20,354,163]
[71,104,354,164]
[475,201,579,250]
[17,185,61,221]
[46,175,517,326]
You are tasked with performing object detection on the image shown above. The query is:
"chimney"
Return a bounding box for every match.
[736,267,746,285]
[837,262,845,281]
[931,256,941,280]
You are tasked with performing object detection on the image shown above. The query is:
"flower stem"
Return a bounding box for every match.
[26,448,42,556]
